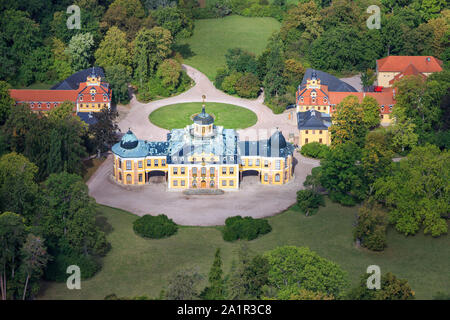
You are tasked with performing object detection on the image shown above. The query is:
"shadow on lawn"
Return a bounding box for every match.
[173,43,195,59]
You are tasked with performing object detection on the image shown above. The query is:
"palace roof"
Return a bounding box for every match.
[300,69,357,92]
[9,89,78,103]
[297,110,332,130]
[51,67,105,90]
[239,130,294,158]
[377,56,443,73]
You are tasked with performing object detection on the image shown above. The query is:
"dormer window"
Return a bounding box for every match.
[91,95,95,101]
[103,94,107,101]
[381,105,385,111]
[79,95,83,101]
[47,103,50,108]
[38,102,41,108]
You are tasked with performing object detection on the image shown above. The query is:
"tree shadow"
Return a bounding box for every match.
[173,43,196,59]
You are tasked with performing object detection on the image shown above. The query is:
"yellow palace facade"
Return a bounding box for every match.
[111,106,295,190]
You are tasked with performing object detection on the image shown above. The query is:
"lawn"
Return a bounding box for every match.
[176,15,280,80]
[149,102,257,130]
[38,199,450,300]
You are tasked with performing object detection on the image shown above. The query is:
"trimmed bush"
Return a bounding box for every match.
[222,216,272,241]
[133,214,178,239]
[300,142,330,159]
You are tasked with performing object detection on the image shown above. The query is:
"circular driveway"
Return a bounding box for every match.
[87,65,319,226]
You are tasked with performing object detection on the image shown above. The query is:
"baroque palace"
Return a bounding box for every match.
[9,67,111,124]
[112,105,295,190]
[295,56,443,147]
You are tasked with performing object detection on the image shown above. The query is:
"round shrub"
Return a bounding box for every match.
[133,214,178,239]
[300,142,330,159]
[235,73,260,98]
[222,216,272,241]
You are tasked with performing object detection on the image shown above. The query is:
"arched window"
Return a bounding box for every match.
[275,174,280,182]
[126,174,132,183]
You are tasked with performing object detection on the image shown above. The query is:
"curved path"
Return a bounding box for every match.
[87,65,318,226]
[118,65,298,141]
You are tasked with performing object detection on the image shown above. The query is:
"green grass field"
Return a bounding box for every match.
[176,15,280,79]
[149,102,257,130]
[38,199,450,300]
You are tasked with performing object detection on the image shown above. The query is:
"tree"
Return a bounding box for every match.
[389,120,418,153]
[320,142,366,205]
[225,48,258,75]
[374,144,449,237]
[221,72,242,95]
[42,172,109,256]
[0,81,14,125]
[353,201,388,251]
[67,33,94,72]
[50,38,72,81]
[89,108,119,158]
[166,268,203,300]
[329,95,368,147]
[152,6,194,39]
[235,73,260,99]
[95,26,130,69]
[361,130,394,190]
[348,272,415,300]
[296,189,325,216]
[133,27,173,85]
[20,234,49,300]
[105,65,131,104]
[420,0,447,20]
[0,212,27,300]
[360,96,381,129]
[360,69,376,92]
[264,246,348,298]
[283,59,305,86]
[0,153,39,221]
[263,40,287,99]
[156,58,182,89]
[3,103,38,154]
[202,248,225,300]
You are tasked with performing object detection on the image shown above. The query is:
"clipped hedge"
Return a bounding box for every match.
[133,214,178,239]
[222,216,272,241]
[300,142,330,159]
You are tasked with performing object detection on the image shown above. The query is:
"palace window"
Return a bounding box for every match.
[147,160,151,167]
[91,95,95,101]
[230,167,234,175]
[210,167,215,175]
[319,138,323,144]
[222,167,227,174]
[103,95,107,101]
[181,167,185,175]
[319,130,322,134]
[138,174,143,182]
[193,167,197,175]
[126,174,132,183]
[47,103,50,108]
[248,160,253,166]
[256,159,260,166]
[312,130,315,134]
[118,159,122,169]
[138,161,143,169]
[264,174,268,182]
[173,180,178,186]
[173,167,178,175]
[305,130,309,134]
[181,180,185,187]
[126,161,131,170]
[305,138,309,144]
[229,180,234,186]
[154,159,159,167]
[241,159,245,166]
[162,159,166,166]
[201,167,206,175]
[275,160,280,170]
[38,103,41,108]
[222,180,227,186]
[264,160,269,168]
[275,174,280,182]
[79,96,83,101]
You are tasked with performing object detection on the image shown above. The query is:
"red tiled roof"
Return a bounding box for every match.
[9,89,78,103]
[377,56,443,73]
[328,89,396,114]
[388,64,427,85]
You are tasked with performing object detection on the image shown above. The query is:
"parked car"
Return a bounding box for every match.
[286,104,296,110]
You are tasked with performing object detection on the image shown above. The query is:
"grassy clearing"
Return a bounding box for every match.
[38,199,450,300]
[176,15,280,79]
[148,102,257,130]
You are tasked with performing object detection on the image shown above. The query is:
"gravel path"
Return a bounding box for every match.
[87,65,320,226]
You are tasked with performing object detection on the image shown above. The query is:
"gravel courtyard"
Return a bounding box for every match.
[87,65,320,226]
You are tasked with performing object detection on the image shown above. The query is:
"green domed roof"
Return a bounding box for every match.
[120,129,139,149]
